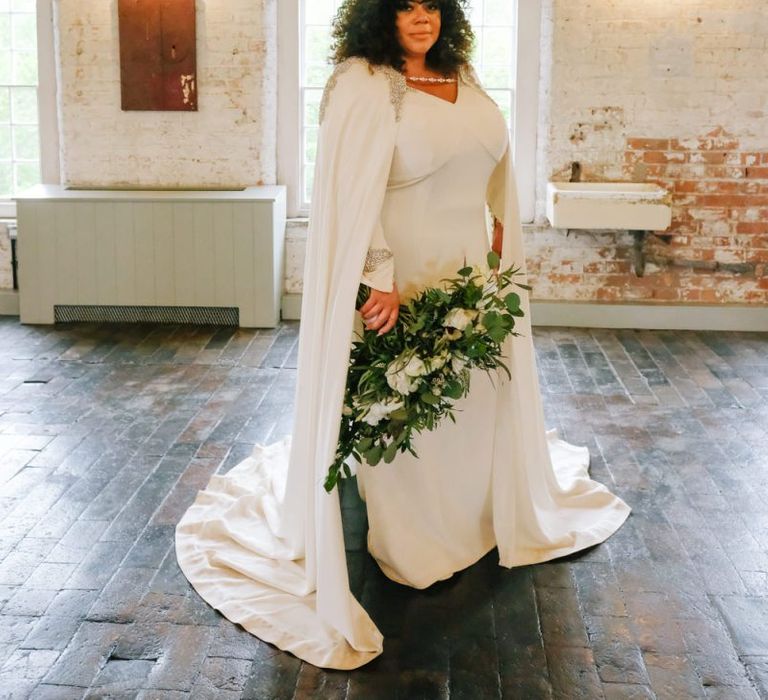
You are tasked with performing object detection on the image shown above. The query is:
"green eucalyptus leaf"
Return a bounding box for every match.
[504,292,521,312]
[382,442,398,463]
[365,445,383,466]
[356,437,374,452]
[420,391,440,406]
[443,381,464,399]
[487,250,500,269]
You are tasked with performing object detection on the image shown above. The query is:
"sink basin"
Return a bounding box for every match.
[546,182,672,230]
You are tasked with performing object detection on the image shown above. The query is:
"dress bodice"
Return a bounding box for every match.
[380,74,509,299]
[388,77,509,191]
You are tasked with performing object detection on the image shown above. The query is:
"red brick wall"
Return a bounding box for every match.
[618,127,768,303]
[530,132,768,306]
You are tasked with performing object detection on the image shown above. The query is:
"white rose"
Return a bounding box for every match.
[361,398,404,426]
[442,308,478,331]
[403,355,428,377]
[385,360,419,395]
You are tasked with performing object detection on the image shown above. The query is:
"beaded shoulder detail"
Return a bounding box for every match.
[319,57,408,124]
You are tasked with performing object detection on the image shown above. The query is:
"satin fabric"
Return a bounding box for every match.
[175,59,631,670]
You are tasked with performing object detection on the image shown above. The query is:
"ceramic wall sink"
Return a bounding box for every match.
[546,182,672,230]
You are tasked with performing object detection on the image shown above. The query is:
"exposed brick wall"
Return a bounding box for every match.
[530,0,768,305]
[55,0,277,188]
[621,128,768,303]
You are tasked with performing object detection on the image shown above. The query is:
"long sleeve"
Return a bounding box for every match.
[360,222,394,292]
[486,146,508,229]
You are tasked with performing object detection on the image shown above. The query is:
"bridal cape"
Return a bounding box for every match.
[175,59,632,670]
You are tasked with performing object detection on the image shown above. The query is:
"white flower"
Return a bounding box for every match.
[426,350,449,373]
[342,404,353,416]
[385,352,429,395]
[442,307,478,331]
[443,328,463,341]
[386,360,418,395]
[403,355,428,377]
[361,398,404,426]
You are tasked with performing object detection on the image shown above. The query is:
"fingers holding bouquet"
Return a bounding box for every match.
[358,282,400,335]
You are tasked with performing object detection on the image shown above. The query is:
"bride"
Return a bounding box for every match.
[176,0,631,670]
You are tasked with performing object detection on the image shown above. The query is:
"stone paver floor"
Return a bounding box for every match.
[0,318,766,699]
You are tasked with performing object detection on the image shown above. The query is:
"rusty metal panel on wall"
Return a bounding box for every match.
[118,0,197,111]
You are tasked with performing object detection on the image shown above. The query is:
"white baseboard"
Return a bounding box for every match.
[0,290,19,316]
[530,301,768,331]
[282,293,768,331]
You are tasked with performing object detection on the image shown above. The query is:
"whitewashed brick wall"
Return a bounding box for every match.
[19,0,766,305]
[56,0,277,188]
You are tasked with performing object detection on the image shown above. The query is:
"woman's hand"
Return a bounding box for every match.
[358,283,400,335]
[492,217,504,259]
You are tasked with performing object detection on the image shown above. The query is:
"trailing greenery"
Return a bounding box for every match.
[325,251,531,492]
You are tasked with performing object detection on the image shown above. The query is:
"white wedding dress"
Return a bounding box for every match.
[175,59,631,669]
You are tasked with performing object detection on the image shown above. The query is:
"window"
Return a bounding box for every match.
[0,0,39,204]
[278,1,540,222]
[0,0,58,218]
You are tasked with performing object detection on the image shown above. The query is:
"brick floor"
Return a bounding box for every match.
[0,317,766,699]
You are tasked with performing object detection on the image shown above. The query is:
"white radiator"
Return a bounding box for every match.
[15,185,286,327]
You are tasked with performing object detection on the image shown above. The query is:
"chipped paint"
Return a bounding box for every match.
[180,74,196,105]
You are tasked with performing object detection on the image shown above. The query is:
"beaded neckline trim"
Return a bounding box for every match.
[319,58,493,124]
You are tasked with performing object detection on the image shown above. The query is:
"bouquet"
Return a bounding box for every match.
[324,250,531,492]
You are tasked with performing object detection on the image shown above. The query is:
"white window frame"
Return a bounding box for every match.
[277,0,540,222]
[0,0,60,219]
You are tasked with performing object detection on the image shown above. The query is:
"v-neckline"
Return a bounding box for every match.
[406,74,461,106]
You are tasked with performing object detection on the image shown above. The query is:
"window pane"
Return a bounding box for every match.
[305,0,337,26]
[479,64,512,90]
[12,49,36,84]
[1,2,40,198]
[484,0,514,26]
[0,162,12,198]
[0,14,10,47]
[303,166,314,204]
[11,12,35,50]
[0,124,10,158]
[10,0,35,12]
[0,51,11,84]
[305,62,333,89]
[304,127,318,163]
[304,88,322,127]
[482,27,513,66]
[0,87,9,122]
[12,123,37,158]
[14,159,38,192]
[305,26,332,66]
[10,85,35,122]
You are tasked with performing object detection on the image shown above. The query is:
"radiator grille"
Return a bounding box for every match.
[54,305,239,325]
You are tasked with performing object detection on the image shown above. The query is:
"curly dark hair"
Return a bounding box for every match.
[330,0,474,74]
